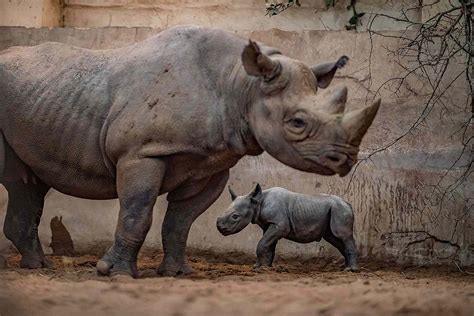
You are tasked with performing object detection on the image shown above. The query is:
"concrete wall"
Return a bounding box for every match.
[64,0,417,31]
[62,0,421,31]
[0,0,421,30]
[0,24,471,266]
[0,0,63,27]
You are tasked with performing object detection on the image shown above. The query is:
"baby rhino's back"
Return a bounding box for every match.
[269,188,348,243]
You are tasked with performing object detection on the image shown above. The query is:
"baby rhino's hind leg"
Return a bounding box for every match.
[326,205,358,272]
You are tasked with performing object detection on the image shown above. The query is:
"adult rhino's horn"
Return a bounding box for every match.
[321,86,348,114]
[342,98,381,146]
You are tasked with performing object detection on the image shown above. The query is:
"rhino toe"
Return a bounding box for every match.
[96,256,138,278]
[96,259,112,275]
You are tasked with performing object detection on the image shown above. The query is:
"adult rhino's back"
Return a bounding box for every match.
[0,26,250,199]
[0,41,121,198]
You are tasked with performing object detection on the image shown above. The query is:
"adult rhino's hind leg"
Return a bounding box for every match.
[1,138,50,269]
[158,170,229,277]
[3,180,50,269]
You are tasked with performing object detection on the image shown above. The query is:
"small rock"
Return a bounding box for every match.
[363,280,370,285]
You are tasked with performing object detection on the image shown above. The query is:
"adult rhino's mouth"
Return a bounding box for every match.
[304,152,355,177]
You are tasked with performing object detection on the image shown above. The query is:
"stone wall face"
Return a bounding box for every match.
[0,0,62,27]
[62,0,420,31]
[0,1,472,266]
[0,0,422,31]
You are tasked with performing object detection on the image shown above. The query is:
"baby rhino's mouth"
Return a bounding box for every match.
[216,218,233,236]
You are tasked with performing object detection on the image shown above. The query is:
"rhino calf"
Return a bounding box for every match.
[216,184,358,271]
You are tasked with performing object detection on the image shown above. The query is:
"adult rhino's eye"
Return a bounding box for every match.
[291,118,306,128]
[231,214,240,220]
[284,112,313,141]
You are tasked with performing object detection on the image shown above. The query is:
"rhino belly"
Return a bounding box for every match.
[1,98,117,199]
[286,228,324,244]
[287,207,329,243]
[3,124,117,199]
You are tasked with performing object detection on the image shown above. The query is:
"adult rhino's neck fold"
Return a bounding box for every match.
[218,63,263,157]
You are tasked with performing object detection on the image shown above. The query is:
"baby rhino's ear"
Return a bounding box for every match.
[251,183,263,203]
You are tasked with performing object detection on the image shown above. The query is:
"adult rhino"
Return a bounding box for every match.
[0,25,380,277]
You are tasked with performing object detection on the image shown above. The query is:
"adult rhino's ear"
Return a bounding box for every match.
[228,186,238,201]
[250,183,263,203]
[242,40,281,81]
[312,56,349,89]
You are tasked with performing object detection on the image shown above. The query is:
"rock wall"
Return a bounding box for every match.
[0,0,62,27]
[0,0,423,31]
[62,0,420,31]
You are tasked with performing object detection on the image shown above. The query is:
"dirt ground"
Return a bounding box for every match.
[0,250,473,316]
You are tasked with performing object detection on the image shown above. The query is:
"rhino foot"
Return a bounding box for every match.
[344,266,359,273]
[157,260,194,277]
[252,263,273,272]
[20,254,51,269]
[96,255,138,278]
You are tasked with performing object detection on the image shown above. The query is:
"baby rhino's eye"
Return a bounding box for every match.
[231,214,240,220]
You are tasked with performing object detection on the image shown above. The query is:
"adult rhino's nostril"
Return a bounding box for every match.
[325,153,346,165]
[324,153,354,176]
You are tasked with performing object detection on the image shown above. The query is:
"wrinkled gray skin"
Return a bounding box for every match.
[217,184,358,271]
[0,25,378,277]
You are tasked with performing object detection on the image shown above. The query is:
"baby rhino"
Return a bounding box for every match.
[216,184,358,271]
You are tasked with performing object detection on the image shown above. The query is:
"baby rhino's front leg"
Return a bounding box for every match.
[255,224,288,268]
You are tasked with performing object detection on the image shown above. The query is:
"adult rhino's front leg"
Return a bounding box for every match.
[97,157,165,278]
[158,170,229,277]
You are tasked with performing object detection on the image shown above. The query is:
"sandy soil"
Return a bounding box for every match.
[0,250,473,316]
